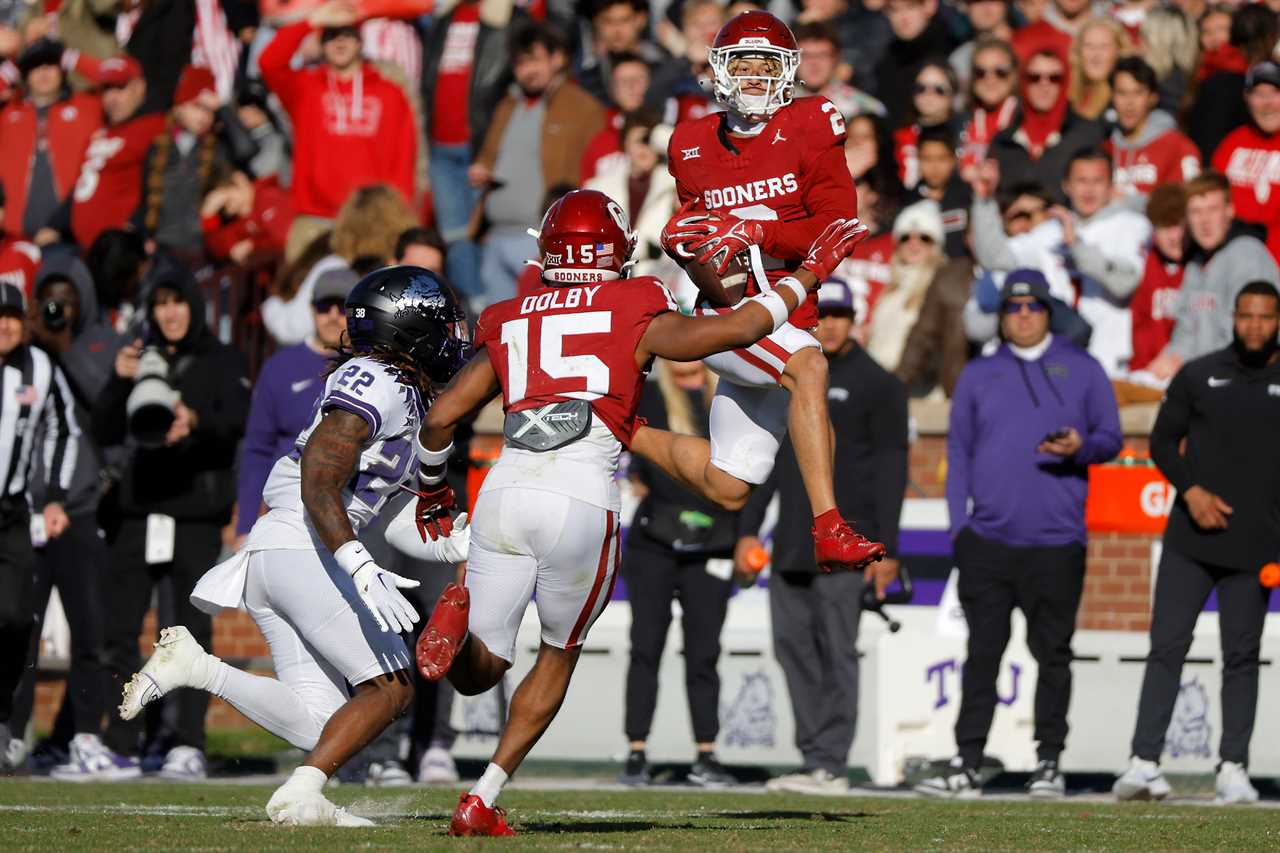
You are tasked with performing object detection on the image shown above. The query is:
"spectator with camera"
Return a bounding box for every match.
[0,280,79,772]
[1113,280,1280,806]
[7,254,122,778]
[92,259,250,781]
[917,269,1121,800]
[737,279,908,796]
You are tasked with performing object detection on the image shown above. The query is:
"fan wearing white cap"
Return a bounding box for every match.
[865,200,946,373]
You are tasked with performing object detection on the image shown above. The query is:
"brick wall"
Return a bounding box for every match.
[32,424,1163,732]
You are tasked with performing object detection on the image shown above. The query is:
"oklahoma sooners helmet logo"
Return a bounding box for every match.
[605,199,631,234]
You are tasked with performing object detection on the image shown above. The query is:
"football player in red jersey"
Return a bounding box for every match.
[658,10,884,574]
[408,190,865,836]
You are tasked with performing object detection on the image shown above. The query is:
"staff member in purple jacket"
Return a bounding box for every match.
[917,268,1122,800]
[234,267,354,546]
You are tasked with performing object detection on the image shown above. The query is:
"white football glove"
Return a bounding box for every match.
[334,540,421,633]
[386,499,471,564]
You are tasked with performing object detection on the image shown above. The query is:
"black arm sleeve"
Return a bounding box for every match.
[871,376,910,557]
[1150,366,1194,493]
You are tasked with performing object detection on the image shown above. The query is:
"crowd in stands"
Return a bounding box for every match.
[0,0,1278,784]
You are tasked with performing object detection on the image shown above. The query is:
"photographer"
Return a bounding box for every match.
[7,255,121,778]
[0,282,79,771]
[92,263,250,781]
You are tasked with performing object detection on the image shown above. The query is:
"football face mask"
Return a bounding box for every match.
[710,48,797,120]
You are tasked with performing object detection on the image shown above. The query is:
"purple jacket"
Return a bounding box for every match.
[236,342,328,535]
[946,336,1122,547]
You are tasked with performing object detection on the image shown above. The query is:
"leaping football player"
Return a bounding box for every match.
[646,9,887,573]
[115,268,473,826]
[408,189,866,836]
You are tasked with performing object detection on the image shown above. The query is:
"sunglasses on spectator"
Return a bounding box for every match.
[913,83,951,96]
[313,298,346,314]
[974,66,1013,80]
[899,232,935,244]
[1026,72,1065,85]
[1003,300,1048,315]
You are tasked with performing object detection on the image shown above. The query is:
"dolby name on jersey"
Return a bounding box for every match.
[702,173,799,210]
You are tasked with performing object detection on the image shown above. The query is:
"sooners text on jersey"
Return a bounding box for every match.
[667,96,857,327]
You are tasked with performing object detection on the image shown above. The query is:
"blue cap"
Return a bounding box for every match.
[999,268,1052,307]
[816,277,855,314]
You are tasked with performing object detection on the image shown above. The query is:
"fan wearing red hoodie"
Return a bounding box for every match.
[1105,57,1200,198]
[958,37,1018,181]
[1129,184,1187,372]
[0,184,41,296]
[1211,62,1280,265]
[260,1,417,221]
[988,47,1103,199]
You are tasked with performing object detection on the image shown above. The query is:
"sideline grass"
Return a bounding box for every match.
[1,780,1276,850]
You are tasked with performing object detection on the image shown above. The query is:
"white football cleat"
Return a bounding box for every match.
[119,626,218,722]
[1215,761,1259,805]
[1113,756,1172,801]
[266,785,374,827]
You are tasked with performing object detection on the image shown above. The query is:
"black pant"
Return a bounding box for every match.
[0,505,35,726]
[954,528,1085,767]
[9,514,108,740]
[770,569,864,776]
[623,536,732,745]
[101,517,221,756]
[1130,546,1269,766]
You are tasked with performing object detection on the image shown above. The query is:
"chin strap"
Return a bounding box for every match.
[725,112,768,136]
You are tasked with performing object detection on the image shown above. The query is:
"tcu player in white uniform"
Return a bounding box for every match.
[115,268,472,826]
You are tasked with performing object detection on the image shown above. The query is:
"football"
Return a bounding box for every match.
[683,251,752,307]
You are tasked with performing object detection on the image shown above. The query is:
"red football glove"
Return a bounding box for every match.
[688,214,766,276]
[800,218,869,283]
[403,481,456,542]
[660,199,717,263]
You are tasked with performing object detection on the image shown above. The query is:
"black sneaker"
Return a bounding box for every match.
[618,750,651,786]
[1027,759,1065,799]
[688,753,736,788]
[914,757,982,798]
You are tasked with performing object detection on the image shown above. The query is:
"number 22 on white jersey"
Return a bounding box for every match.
[500,312,612,405]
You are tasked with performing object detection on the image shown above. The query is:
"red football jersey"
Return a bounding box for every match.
[70,112,166,249]
[1129,250,1184,371]
[667,96,858,328]
[475,276,677,446]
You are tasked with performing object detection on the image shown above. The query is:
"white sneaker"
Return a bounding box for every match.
[1027,759,1065,799]
[266,784,374,827]
[417,747,460,784]
[914,758,981,799]
[1113,756,1172,801]
[366,761,413,787]
[158,745,208,781]
[50,734,142,782]
[119,626,219,722]
[765,768,850,795]
[1215,761,1258,805]
[5,737,25,772]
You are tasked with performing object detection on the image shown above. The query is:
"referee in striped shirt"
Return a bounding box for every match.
[0,281,79,767]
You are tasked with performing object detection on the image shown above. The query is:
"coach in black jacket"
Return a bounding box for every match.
[736,279,909,795]
[1116,280,1280,805]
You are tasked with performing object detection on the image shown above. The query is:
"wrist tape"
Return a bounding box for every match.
[334,540,373,576]
[748,290,790,332]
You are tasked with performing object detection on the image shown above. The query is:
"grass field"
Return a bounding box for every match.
[2,780,1278,850]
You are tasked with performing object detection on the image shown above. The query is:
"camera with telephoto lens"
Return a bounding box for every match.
[126,347,180,447]
[40,300,68,332]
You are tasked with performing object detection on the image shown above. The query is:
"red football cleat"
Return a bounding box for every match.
[416,583,469,682]
[813,522,886,572]
[449,793,516,837]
